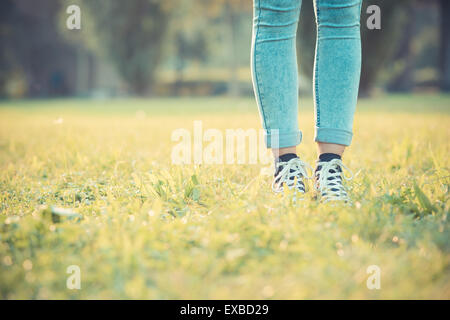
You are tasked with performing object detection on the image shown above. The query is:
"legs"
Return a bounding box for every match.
[251,0,362,157]
[252,0,362,201]
[317,142,346,157]
[314,0,362,151]
[251,0,303,156]
[312,0,362,202]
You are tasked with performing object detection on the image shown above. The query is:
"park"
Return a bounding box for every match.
[0,94,448,299]
[0,0,449,301]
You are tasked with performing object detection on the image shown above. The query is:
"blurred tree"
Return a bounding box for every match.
[198,0,252,96]
[0,0,20,97]
[386,3,418,92]
[80,0,175,95]
[359,0,410,96]
[1,0,443,98]
[172,31,207,94]
[440,0,450,91]
[387,0,441,92]
[166,0,209,95]
[0,0,77,98]
[297,0,316,85]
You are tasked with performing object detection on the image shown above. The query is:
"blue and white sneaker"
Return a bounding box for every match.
[272,154,312,197]
[314,158,354,203]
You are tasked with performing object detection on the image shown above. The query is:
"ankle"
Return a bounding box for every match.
[317,142,345,157]
[318,153,341,162]
[272,146,297,159]
[276,153,298,164]
[315,153,342,175]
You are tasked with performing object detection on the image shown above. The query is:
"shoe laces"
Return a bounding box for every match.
[315,159,354,202]
[272,158,312,193]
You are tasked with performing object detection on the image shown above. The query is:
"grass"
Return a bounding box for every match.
[0,94,449,299]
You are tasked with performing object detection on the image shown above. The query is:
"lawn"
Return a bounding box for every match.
[0,94,449,299]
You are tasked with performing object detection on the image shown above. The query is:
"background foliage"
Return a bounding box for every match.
[0,0,449,98]
[0,0,449,300]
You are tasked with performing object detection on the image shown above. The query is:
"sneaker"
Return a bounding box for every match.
[272,155,312,197]
[314,158,354,203]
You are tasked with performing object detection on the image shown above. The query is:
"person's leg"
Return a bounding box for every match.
[251,0,303,159]
[313,0,362,155]
[317,142,345,157]
[313,0,362,202]
[251,0,311,197]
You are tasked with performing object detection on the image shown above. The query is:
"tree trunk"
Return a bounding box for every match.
[387,5,417,92]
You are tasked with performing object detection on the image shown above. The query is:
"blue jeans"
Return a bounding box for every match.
[251,0,362,148]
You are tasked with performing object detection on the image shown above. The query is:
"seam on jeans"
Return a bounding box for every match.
[318,22,360,28]
[258,35,297,43]
[260,5,300,12]
[315,127,353,145]
[258,20,299,28]
[320,1,361,10]
[314,0,321,127]
[253,0,269,134]
[317,127,353,135]
[319,36,360,40]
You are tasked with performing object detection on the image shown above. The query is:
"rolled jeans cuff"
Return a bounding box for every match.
[265,130,302,149]
[315,127,353,146]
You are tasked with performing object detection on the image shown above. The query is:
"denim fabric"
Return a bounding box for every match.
[251,0,362,148]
